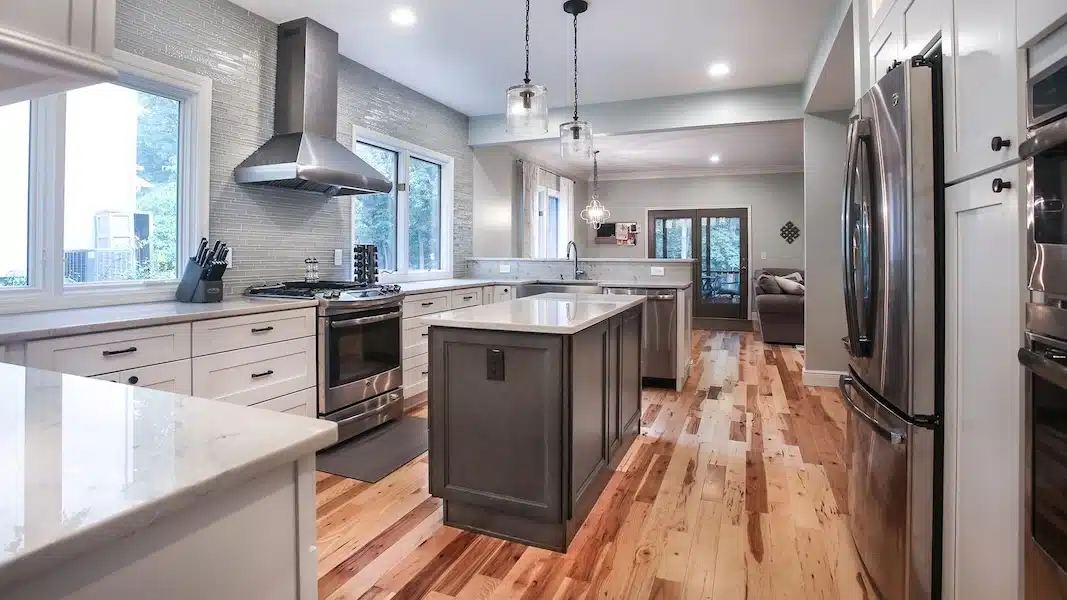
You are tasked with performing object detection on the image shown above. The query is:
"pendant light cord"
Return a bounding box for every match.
[572,12,580,122]
[592,151,600,198]
[524,0,531,84]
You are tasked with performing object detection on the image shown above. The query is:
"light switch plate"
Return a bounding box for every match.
[334,249,343,266]
[225,248,234,267]
[500,264,512,273]
[761,252,767,260]
[651,266,665,276]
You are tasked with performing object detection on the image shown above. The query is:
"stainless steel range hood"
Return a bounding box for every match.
[234,18,392,197]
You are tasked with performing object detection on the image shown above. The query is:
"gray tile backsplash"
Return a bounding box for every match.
[467,259,694,283]
[115,0,473,294]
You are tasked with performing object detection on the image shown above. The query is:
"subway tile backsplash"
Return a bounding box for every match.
[115,0,473,294]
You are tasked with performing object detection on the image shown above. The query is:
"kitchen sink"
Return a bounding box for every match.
[516,281,602,297]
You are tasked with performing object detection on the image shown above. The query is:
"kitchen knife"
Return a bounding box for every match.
[205,240,221,265]
[216,242,227,266]
[194,238,208,265]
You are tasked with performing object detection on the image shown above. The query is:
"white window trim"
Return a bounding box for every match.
[0,50,211,314]
[351,125,454,283]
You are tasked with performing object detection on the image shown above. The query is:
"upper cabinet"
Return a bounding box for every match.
[1017,0,1067,49]
[0,0,118,107]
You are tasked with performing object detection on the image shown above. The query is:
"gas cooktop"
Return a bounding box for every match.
[246,281,402,301]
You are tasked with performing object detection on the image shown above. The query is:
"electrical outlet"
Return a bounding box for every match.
[225,248,234,267]
[761,252,767,260]
[651,266,665,276]
[500,264,512,273]
[334,249,343,266]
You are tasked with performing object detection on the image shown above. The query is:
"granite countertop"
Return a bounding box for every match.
[0,362,336,588]
[422,292,645,335]
[0,298,319,344]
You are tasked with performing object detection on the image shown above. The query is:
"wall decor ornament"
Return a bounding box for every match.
[780,221,801,244]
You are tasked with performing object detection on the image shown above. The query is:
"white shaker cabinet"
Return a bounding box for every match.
[1017,0,1067,49]
[871,13,905,82]
[942,0,1020,182]
[0,0,117,106]
[943,166,1024,600]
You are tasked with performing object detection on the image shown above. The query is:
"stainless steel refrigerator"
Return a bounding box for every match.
[838,55,943,600]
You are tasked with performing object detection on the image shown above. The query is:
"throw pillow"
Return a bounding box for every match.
[757,273,782,294]
[775,276,806,296]
[782,271,804,284]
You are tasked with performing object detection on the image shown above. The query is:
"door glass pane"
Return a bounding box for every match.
[408,157,441,271]
[64,84,181,284]
[328,308,402,387]
[659,218,692,259]
[700,216,742,304]
[0,102,30,287]
[354,142,399,271]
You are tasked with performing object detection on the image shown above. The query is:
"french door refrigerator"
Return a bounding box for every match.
[838,55,943,600]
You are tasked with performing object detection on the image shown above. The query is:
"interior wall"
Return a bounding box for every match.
[577,173,806,280]
[473,147,518,257]
[803,113,850,373]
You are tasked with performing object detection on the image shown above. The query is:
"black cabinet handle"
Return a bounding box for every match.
[463,295,474,300]
[251,326,274,334]
[421,332,428,337]
[991,136,1011,151]
[251,370,274,379]
[992,178,1013,193]
[102,346,137,357]
[421,301,434,307]
[128,375,139,385]
[421,370,429,376]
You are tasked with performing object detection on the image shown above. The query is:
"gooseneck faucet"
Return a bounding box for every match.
[566,241,585,280]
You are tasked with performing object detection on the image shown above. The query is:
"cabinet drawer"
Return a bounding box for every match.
[27,323,191,377]
[95,359,193,396]
[192,308,316,356]
[403,361,430,388]
[252,387,316,418]
[451,288,482,308]
[403,323,430,354]
[494,285,514,303]
[404,293,451,317]
[191,337,316,407]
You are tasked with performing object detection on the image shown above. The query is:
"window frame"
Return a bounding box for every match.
[530,184,571,259]
[351,126,454,283]
[0,50,211,313]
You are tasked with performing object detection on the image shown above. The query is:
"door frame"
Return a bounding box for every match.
[644,205,753,321]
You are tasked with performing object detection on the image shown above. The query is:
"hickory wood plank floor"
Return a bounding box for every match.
[315,330,875,600]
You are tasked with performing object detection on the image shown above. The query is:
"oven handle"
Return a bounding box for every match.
[331,311,401,329]
[1019,347,1067,391]
[1019,118,1067,160]
[839,375,906,445]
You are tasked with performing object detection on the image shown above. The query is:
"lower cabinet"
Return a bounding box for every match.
[94,359,192,395]
[191,337,316,407]
[428,306,643,552]
[251,387,316,418]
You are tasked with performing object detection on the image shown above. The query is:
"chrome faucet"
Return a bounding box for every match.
[566,241,585,280]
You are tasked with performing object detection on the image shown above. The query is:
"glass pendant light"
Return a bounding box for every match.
[560,0,593,160]
[505,0,548,135]
[581,151,610,228]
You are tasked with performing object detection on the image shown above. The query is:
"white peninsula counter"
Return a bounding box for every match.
[0,363,336,599]
[422,293,644,552]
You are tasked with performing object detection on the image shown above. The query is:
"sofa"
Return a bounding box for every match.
[753,268,804,345]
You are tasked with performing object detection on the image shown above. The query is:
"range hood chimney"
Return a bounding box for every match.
[234,18,392,197]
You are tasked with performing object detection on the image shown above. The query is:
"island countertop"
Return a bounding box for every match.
[0,362,337,588]
[421,292,645,335]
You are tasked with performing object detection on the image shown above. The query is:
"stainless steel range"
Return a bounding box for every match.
[247,281,405,442]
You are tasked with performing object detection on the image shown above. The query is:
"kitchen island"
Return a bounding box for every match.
[422,293,644,552]
[0,363,336,599]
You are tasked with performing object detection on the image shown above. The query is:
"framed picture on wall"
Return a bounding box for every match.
[594,222,638,246]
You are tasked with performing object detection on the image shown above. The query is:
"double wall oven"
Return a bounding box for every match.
[1021,30,1067,600]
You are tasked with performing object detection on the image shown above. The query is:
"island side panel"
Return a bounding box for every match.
[570,321,609,511]
[428,327,565,529]
[620,307,643,435]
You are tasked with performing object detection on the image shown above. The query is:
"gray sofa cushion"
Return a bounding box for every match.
[755,293,804,315]
[756,273,782,294]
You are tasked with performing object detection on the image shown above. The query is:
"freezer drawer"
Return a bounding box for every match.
[840,372,936,600]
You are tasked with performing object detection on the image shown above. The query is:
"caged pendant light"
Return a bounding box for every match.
[560,0,593,160]
[505,0,549,135]
[581,151,609,228]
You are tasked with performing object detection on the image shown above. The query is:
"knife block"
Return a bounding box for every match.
[175,258,223,303]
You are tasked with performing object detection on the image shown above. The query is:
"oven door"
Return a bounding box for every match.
[1020,334,1067,599]
[321,306,403,415]
[1023,110,1067,295]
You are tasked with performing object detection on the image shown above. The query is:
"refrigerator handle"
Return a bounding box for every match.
[853,119,875,356]
[842,118,862,357]
[839,375,906,445]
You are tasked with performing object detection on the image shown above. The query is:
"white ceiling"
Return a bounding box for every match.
[509,120,804,180]
[228,0,840,116]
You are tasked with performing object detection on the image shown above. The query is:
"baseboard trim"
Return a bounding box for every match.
[803,369,847,388]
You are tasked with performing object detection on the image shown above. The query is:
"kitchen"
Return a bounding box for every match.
[0,0,1065,599]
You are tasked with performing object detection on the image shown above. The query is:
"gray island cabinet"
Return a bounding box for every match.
[423,293,644,552]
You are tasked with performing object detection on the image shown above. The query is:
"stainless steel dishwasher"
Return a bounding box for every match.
[603,287,677,387]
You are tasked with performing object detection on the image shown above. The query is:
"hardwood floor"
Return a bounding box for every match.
[315,330,874,600]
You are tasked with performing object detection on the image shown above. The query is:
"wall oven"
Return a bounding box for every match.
[318,300,404,442]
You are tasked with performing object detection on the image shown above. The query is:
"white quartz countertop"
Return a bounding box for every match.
[422,293,645,334]
[0,298,319,344]
[595,281,692,290]
[396,278,537,294]
[0,362,336,588]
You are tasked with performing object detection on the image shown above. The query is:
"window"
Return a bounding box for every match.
[0,50,211,313]
[352,127,454,281]
[529,182,572,258]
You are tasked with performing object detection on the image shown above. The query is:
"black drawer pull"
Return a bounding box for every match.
[421,370,429,376]
[102,346,137,357]
[251,370,274,379]
[251,326,274,334]
[128,376,139,385]
[463,295,474,300]
[421,333,428,337]
[421,301,434,307]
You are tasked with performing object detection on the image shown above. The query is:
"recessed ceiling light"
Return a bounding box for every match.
[709,154,722,164]
[708,62,731,77]
[390,7,417,27]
